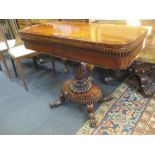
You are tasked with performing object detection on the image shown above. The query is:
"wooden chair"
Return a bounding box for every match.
[0,25,57,92]
[0,39,16,80]
[0,51,12,80]
[8,43,56,91]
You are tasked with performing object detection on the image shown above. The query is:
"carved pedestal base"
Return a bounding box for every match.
[64,80,102,127]
[49,80,102,127]
[129,62,155,97]
[50,62,103,128]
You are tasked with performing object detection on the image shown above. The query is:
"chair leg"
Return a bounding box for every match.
[50,56,56,75]
[15,58,29,91]
[10,57,18,77]
[32,56,38,69]
[63,58,69,74]
[0,64,2,71]
[0,52,12,80]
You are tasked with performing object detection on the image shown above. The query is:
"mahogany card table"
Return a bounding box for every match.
[19,21,150,127]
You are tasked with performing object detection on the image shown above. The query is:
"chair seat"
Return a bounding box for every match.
[0,39,16,51]
[9,45,36,58]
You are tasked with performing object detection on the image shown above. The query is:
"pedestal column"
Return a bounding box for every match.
[50,62,102,127]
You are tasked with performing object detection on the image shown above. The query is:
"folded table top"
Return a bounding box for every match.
[19,21,148,50]
[19,22,148,69]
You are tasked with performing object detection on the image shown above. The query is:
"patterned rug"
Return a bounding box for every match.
[76,78,155,135]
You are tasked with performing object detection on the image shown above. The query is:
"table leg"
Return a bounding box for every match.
[49,90,65,108]
[32,56,38,70]
[62,58,69,74]
[70,62,92,93]
[50,56,56,75]
[0,64,2,71]
[50,62,102,128]
[87,103,96,127]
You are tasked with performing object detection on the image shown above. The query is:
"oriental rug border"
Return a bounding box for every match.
[76,78,155,135]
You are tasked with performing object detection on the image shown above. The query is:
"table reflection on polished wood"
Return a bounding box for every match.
[19,21,148,127]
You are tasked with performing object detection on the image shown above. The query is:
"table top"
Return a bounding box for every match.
[19,22,148,69]
[19,21,147,47]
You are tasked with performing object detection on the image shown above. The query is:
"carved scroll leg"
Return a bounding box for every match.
[86,103,96,128]
[137,74,155,97]
[49,91,65,108]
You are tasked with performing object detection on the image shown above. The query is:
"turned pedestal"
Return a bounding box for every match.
[50,62,102,127]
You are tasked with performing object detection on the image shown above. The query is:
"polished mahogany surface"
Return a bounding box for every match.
[19,21,148,69]
[20,21,147,47]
